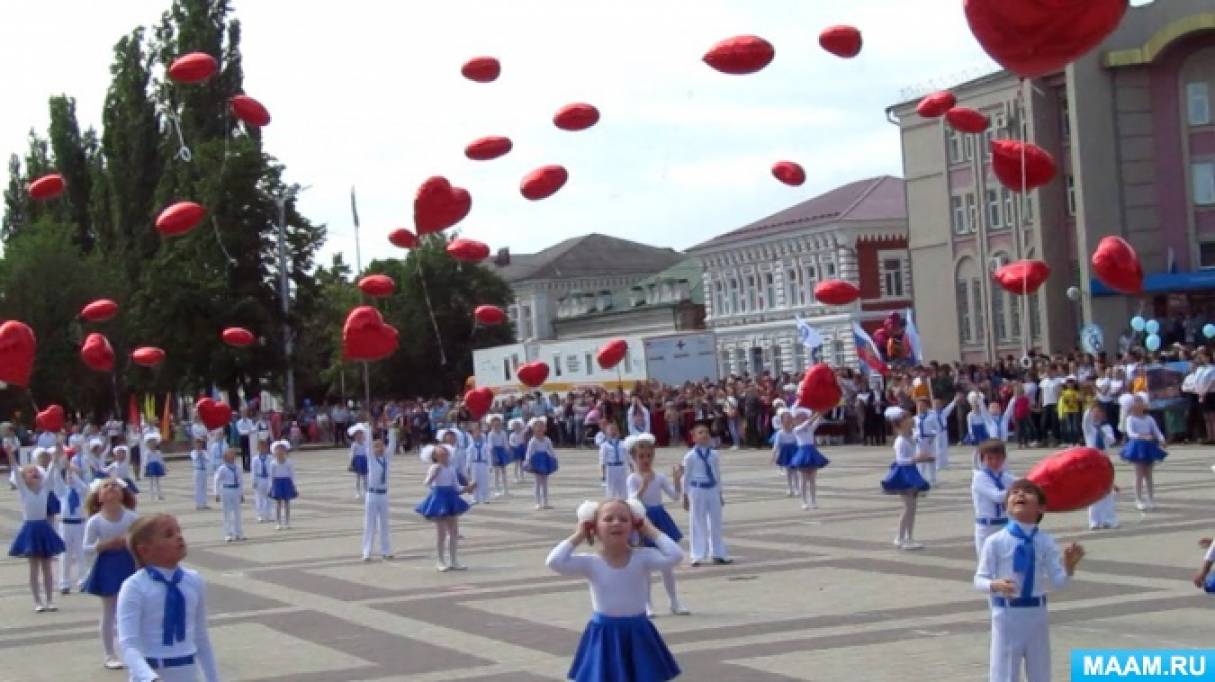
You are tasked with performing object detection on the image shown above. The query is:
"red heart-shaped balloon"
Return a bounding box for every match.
[131,346,166,367]
[221,327,255,347]
[516,361,550,388]
[357,274,395,298]
[168,52,218,84]
[813,279,860,305]
[230,95,271,127]
[916,91,956,119]
[461,56,500,83]
[446,238,490,263]
[945,107,990,134]
[28,173,65,201]
[156,201,206,237]
[388,228,419,249]
[474,305,506,326]
[553,103,600,131]
[819,25,862,58]
[464,386,494,419]
[771,161,805,186]
[342,306,399,361]
[80,332,115,373]
[990,140,1057,192]
[0,321,36,387]
[1091,236,1143,294]
[798,363,842,412]
[596,339,628,370]
[464,136,513,161]
[35,404,64,433]
[964,0,1128,79]
[196,398,233,431]
[80,299,119,323]
[994,259,1051,295]
[702,35,775,75]
[414,177,471,235]
[1026,446,1115,512]
[521,165,569,201]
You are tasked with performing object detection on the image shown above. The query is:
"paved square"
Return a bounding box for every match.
[1,441,1211,681]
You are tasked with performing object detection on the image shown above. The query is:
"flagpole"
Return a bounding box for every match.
[351,187,371,416]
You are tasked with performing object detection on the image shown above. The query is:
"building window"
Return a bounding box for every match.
[745,275,757,311]
[948,130,964,163]
[971,278,985,341]
[823,260,836,277]
[951,196,966,235]
[734,348,746,376]
[1066,175,1076,216]
[728,278,740,314]
[1023,194,1035,224]
[772,344,783,374]
[982,128,996,159]
[986,189,1002,228]
[720,350,731,376]
[1060,94,1071,140]
[1194,162,1215,205]
[502,358,511,381]
[964,134,975,161]
[956,279,971,344]
[1009,291,1022,340]
[1003,189,1016,227]
[1189,82,1211,126]
[964,193,977,233]
[584,352,593,376]
[713,281,724,315]
[785,267,802,306]
[764,272,776,310]
[792,339,805,372]
[1200,242,1215,269]
[881,257,905,298]
[552,354,562,376]
[992,287,1007,341]
[1028,292,1042,340]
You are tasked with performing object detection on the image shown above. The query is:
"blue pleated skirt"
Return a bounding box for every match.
[880,463,930,495]
[350,454,369,475]
[529,451,559,476]
[775,443,797,468]
[83,548,137,596]
[790,444,829,469]
[415,485,470,519]
[643,505,682,545]
[1205,572,1215,594]
[964,423,990,446]
[492,445,511,468]
[270,478,298,500]
[8,519,65,558]
[1120,439,1167,463]
[144,461,166,477]
[45,492,60,517]
[569,613,680,682]
[512,444,528,462]
[122,478,140,494]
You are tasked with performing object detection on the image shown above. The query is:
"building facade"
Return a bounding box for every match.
[552,258,705,339]
[888,1,1215,363]
[687,176,911,378]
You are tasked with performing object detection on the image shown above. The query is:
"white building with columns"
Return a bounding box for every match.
[686,176,912,378]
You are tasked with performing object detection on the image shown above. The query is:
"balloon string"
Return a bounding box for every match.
[165,110,192,163]
[209,107,237,266]
[415,259,447,366]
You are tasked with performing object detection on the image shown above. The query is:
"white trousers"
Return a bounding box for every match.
[362,492,391,557]
[207,462,218,496]
[253,479,272,520]
[604,465,629,499]
[192,469,208,507]
[469,462,490,503]
[58,521,85,589]
[937,444,951,470]
[219,490,243,538]
[974,523,1004,558]
[1088,491,1118,528]
[387,430,399,456]
[917,460,937,485]
[688,486,727,561]
[989,604,1051,682]
[146,664,202,682]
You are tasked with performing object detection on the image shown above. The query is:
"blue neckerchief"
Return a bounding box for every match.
[473,439,485,463]
[147,567,187,646]
[983,468,1005,517]
[609,439,620,465]
[67,486,81,516]
[1008,522,1038,600]
[376,455,387,485]
[1094,429,1104,450]
[695,448,716,487]
[226,463,240,487]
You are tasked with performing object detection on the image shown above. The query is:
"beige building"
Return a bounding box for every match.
[888,2,1215,362]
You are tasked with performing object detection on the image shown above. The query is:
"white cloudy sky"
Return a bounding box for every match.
[0,1,1000,268]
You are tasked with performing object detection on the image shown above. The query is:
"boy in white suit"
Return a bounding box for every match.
[681,422,732,567]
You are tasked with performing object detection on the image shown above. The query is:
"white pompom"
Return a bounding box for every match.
[576,500,599,523]
[912,377,923,387]
[626,497,646,520]
[968,391,982,408]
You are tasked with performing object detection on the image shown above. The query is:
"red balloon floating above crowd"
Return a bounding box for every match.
[1091,236,1143,294]
[521,165,568,201]
[414,177,471,235]
[993,259,1051,295]
[553,103,600,131]
[357,274,395,298]
[230,95,271,127]
[80,332,115,372]
[461,56,500,83]
[35,404,64,433]
[342,306,399,361]
[945,107,990,134]
[516,361,550,388]
[916,91,956,118]
[0,321,36,387]
[131,346,166,368]
[28,173,65,201]
[446,238,490,263]
[156,201,206,237]
[1026,446,1114,512]
[80,299,119,323]
[703,35,774,75]
[388,228,419,249]
[819,25,862,58]
[990,140,1057,192]
[474,305,506,326]
[168,52,218,84]
[464,136,513,161]
[798,363,842,412]
[221,327,255,347]
[463,386,494,419]
[196,398,232,430]
[596,338,628,370]
[771,161,805,187]
[814,279,860,306]
[963,0,1128,79]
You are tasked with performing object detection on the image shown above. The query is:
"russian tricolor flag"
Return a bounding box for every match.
[852,321,888,376]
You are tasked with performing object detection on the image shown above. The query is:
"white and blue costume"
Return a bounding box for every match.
[363,450,392,558]
[1120,414,1166,463]
[967,397,1016,469]
[933,399,960,470]
[83,508,139,596]
[546,533,683,682]
[971,466,1016,557]
[143,437,166,479]
[117,565,220,682]
[467,437,491,504]
[415,463,470,519]
[105,455,140,495]
[880,435,930,495]
[914,411,942,485]
[189,448,208,509]
[488,428,511,468]
[214,462,244,540]
[599,437,628,499]
[1083,413,1119,530]
[205,433,224,497]
[526,435,559,476]
[251,449,273,522]
[790,412,829,469]
[681,446,728,563]
[268,458,298,501]
[772,428,797,468]
[627,404,651,436]
[8,462,65,558]
[54,467,89,591]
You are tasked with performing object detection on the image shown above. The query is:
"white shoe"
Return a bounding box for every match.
[646,606,655,618]
[1089,524,1100,530]
[801,504,810,511]
[535,504,543,510]
[900,541,925,551]
[362,555,371,562]
[33,604,45,613]
[670,603,691,616]
[436,563,451,572]
[275,524,283,530]
[224,536,234,543]
[103,657,124,670]
[449,563,467,571]
[1135,500,1147,511]
[893,538,904,548]
[44,603,57,612]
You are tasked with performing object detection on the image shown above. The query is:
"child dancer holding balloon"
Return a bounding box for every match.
[1083,403,1120,530]
[9,458,66,612]
[525,417,559,510]
[625,433,689,616]
[82,477,139,670]
[546,498,682,682]
[881,407,933,550]
[1120,396,1167,511]
[790,407,829,510]
[415,443,474,571]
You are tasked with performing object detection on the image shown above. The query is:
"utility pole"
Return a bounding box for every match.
[350,187,371,415]
[275,196,295,413]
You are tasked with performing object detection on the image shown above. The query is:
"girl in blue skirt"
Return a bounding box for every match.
[525,417,559,510]
[268,440,299,530]
[625,433,689,617]
[881,407,934,550]
[1120,396,1167,511]
[486,414,511,498]
[770,408,799,498]
[82,477,139,670]
[790,407,830,511]
[10,459,66,613]
[348,424,370,499]
[416,443,475,572]
[508,418,528,483]
[546,498,683,682]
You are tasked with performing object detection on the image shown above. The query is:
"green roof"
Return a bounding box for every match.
[559,257,702,320]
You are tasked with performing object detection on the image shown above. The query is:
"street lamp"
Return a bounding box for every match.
[275,184,310,413]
